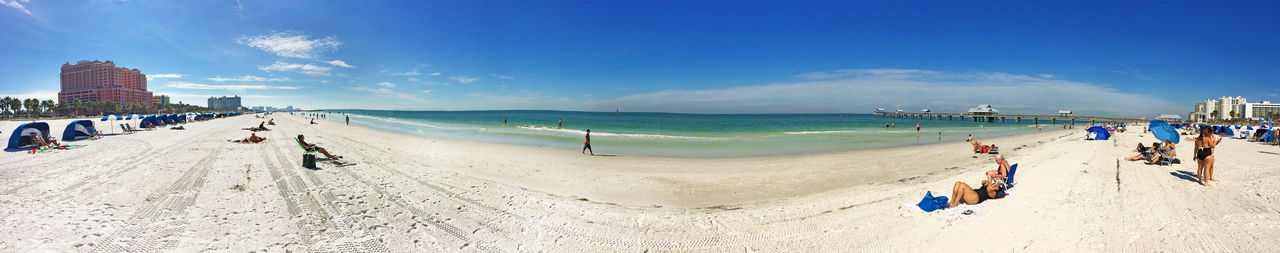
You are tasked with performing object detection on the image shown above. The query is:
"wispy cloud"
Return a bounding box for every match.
[237,32,341,59]
[408,77,420,81]
[167,81,299,90]
[429,72,442,76]
[351,86,424,101]
[491,74,514,80]
[326,60,354,68]
[797,69,939,80]
[390,70,421,76]
[0,90,57,100]
[450,76,480,84]
[147,73,183,80]
[600,69,1181,118]
[377,82,396,88]
[1099,63,1156,81]
[258,61,332,76]
[420,89,432,94]
[207,75,291,82]
[1,0,33,17]
[155,92,285,99]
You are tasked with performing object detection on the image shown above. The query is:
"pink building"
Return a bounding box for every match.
[58,60,153,106]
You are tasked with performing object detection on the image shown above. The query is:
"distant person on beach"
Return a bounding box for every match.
[948,178,1002,208]
[31,131,60,148]
[346,116,350,126]
[310,119,317,124]
[268,119,275,125]
[559,119,563,128]
[966,134,973,143]
[1194,126,1222,186]
[1144,140,1175,165]
[985,155,1011,182]
[582,129,593,155]
[297,134,343,161]
[504,118,507,124]
[916,123,920,134]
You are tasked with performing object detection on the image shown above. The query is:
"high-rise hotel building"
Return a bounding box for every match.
[58,60,153,106]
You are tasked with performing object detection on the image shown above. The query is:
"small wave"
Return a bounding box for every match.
[351,114,468,130]
[515,125,731,140]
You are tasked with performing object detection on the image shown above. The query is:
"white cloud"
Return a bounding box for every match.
[1,0,32,16]
[378,82,396,88]
[429,72,442,76]
[237,32,341,59]
[408,78,420,81]
[258,61,332,76]
[167,81,300,90]
[390,70,421,76]
[0,90,58,101]
[146,73,183,80]
[797,69,938,80]
[450,76,480,84]
[600,69,1182,118]
[155,92,284,99]
[326,60,354,68]
[491,74,514,80]
[207,75,291,82]
[351,86,423,101]
[420,89,432,94]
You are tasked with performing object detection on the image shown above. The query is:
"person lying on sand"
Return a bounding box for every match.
[297,134,342,160]
[984,155,1011,182]
[268,119,275,125]
[243,122,270,131]
[948,178,1002,208]
[234,132,266,143]
[171,126,185,130]
[310,119,317,124]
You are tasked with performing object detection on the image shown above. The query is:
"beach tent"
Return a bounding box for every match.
[140,115,159,128]
[7,122,51,150]
[1085,126,1111,140]
[62,120,96,141]
[1149,120,1179,144]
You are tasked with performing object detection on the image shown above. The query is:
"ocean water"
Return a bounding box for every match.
[317,110,1057,158]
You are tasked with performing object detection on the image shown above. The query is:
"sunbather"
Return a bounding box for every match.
[268,119,275,125]
[1145,140,1175,165]
[948,178,1002,208]
[171,126,185,130]
[985,155,1011,182]
[31,131,60,148]
[971,140,982,153]
[235,132,266,143]
[297,134,342,160]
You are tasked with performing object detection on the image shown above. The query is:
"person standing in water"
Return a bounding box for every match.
[345,115,350,126]
[916,123,921,135]
[582,129,594,155]
[559,118,563,128]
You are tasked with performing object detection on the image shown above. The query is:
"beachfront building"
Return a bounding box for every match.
[1157,114,1183,122]
[967,104,999,115]
[208,95,242,110]
[1217,96,1247,120]
[153,95,170,108]
[57,60,153,106]
[1242,101,1280,119]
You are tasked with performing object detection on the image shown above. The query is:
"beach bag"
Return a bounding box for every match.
[302,154,317,169]
[917,191,950,212]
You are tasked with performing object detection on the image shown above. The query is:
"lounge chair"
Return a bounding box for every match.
[993,164,1018,199]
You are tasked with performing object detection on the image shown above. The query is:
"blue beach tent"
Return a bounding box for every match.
[1086,126,1111,140]
[7,122,51,149]
[140,115,158,128]
[62,120,96,141]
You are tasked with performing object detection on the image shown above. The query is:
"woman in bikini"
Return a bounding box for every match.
[948,178,1001,208]
[1194,126,1222,187]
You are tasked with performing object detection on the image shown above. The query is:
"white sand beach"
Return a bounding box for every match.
[2,114,1278,252]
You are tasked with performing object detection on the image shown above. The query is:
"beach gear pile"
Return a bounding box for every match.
[916,191,950,212]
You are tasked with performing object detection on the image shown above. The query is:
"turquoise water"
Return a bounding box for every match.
[318,110,1054,158]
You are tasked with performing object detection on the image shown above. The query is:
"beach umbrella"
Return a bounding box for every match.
[100,115,122,134]
[1149,120,1179,144]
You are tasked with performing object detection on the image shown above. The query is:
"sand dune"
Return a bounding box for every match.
[1,114,1277,251]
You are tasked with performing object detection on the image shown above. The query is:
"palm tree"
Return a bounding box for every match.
[23,98,37,118]
[0,97,11,117]
[73,98,83,117]
[41,99,55,117]
[5,97,19,118]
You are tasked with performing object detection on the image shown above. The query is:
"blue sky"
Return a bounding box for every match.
[2,1,1278,117]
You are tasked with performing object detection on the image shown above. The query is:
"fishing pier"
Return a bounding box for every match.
[873,112,1143,125]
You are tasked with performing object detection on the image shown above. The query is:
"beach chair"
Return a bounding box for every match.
[296,137,318,168]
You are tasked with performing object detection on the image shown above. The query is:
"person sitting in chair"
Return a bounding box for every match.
[984,155,1011,182]
[31,131,60,148]
[297,134,342,161]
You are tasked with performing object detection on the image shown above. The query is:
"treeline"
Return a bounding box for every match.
[0,96,233,119]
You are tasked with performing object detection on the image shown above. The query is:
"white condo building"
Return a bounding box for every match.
[1242,101,1280,119]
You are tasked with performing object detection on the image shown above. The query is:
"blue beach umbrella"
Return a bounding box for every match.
[100,114,122,134]
[1149,120,1179,144]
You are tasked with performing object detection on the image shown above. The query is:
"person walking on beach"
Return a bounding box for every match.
[1194,126,1222,187]
[582,129,594,155]
[345,116,350,126]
